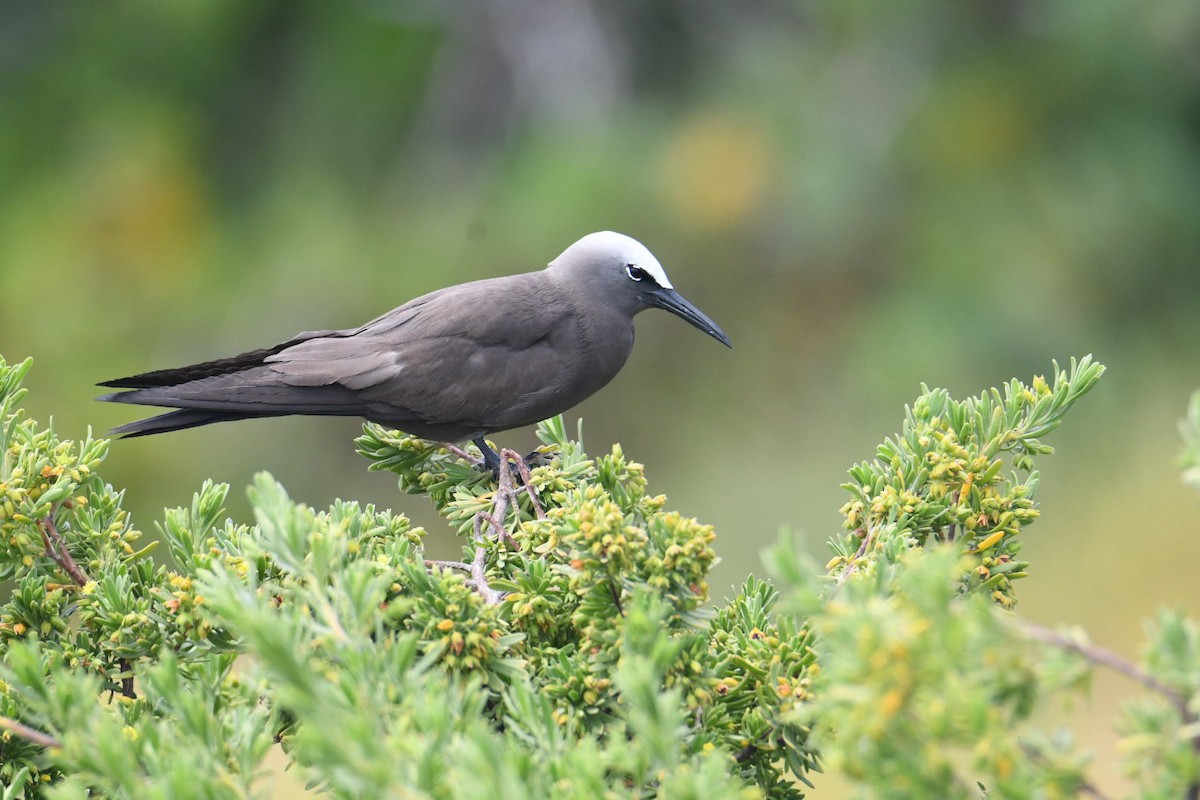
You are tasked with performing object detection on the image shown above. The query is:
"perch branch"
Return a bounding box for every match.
[466,536,505,606]
[734,744,757,763]
[432,447,539,604]
[118,658,136,699]
[38,509,139,699]
[501,447,545,519]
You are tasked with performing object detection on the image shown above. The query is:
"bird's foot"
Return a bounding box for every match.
[467,437,512,482]
[520,448,555,469]
[468,438,554,484]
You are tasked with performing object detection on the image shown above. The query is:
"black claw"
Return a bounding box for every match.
[472,437,504,479]
[522,449,556,469]
[469,439,558,484]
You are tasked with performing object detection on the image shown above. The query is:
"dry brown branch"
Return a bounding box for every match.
[501,447,545,519]
[439,442,476,463]
[38,512,88,587]
[428,446,540,604]
[1021,622,1186,712]
[425,559,472,573]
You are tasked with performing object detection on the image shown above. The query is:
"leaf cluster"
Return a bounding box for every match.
[0,356,815,798]
[830,355,1105,606]
[4,351,1200,799]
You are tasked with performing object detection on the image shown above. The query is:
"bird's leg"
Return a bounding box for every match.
[472,436,504,478]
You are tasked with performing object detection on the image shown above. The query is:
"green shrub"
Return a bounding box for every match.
[2,353,1198,799]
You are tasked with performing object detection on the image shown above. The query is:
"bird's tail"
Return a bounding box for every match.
[107,408,259,438]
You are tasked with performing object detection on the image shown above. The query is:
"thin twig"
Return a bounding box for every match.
[38,513,88,587]
[851,527,871,561]
[608,580,624,617]
[477,512,518,549]
[494,457,514,519]
[1020,622,1186,712]
[477,511,504,540]
[1079,781,1114,800]
[429,447,536,605]
[467,515,504,605]
[439,442,477,463]
[0,715,61,749]
[463,450,531,605]
[425,559,472,573]
[38,511,138,699]
[467,530,505,606]
[484,458,518,543]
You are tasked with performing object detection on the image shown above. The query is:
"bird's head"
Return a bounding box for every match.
[547,231,731,347]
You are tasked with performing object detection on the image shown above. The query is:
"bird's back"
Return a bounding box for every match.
[101,269,637,441]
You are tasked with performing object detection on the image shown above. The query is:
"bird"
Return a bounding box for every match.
[98,231,731,475]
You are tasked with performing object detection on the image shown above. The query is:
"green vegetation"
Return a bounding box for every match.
[2,353,1198,798]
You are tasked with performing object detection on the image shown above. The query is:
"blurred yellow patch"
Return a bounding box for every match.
[79,128,209,288]
[658,113,772,229]
[879,688,905,718]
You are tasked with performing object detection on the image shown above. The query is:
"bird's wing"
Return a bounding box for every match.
[101,273,601,436]
[266,274,589,429]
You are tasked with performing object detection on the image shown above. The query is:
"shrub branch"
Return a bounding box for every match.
[1022,620,1200,800]
[38,511,88,587]
[0,715,62,750]
[1021,622,1185,711]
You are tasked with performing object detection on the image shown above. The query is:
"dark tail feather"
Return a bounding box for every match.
[97,330,344,389]
[97,349,281,389]
[109,409,260,438]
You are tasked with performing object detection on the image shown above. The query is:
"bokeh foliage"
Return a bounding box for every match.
[2,1,1198,601]
[2,1,1200,793]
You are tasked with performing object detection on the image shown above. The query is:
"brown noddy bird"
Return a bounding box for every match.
[99,231,731,474]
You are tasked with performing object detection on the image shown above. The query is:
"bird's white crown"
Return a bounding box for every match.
[561,231,673,289]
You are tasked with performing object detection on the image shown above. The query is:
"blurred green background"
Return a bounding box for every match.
[3,0,1199,792]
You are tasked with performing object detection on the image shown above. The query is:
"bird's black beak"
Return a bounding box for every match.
[647,287,732,348]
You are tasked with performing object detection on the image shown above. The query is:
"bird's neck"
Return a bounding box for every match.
[547,272,635,381]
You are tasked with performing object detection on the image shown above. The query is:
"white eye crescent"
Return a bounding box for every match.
[626,264,650,282]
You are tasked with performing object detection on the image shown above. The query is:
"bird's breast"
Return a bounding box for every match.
[559,307,635,400]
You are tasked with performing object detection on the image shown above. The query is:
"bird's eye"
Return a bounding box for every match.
[626,264,650,282]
